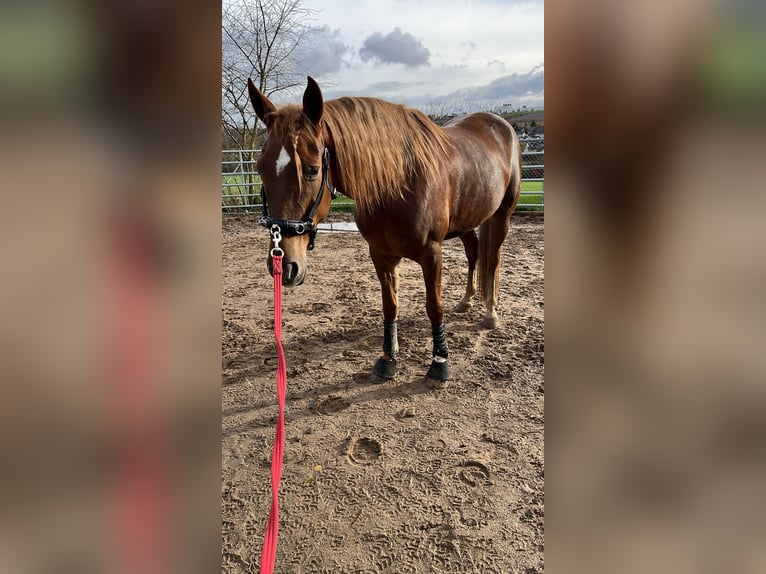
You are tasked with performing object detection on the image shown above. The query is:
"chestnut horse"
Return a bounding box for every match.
[248,77,521,384]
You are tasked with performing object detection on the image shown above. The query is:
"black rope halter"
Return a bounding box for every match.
[259,148,338,251]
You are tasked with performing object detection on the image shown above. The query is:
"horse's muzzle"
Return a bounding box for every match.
[267,258,304,286]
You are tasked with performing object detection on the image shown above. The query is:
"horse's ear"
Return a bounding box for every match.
[248,78,276,125]
[303,76,324,127]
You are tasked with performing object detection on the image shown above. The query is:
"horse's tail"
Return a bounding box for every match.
[477,220,496,305]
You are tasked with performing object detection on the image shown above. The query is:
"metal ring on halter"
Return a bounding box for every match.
[270,225,284,257]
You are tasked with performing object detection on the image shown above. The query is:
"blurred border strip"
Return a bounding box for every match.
[0,1,221,573]
[546,0,766,573]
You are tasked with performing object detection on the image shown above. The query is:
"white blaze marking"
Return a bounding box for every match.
[275,146,291,176]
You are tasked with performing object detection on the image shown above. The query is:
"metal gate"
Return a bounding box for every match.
[222,138,543,212]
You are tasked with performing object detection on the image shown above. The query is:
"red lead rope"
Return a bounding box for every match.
[260,251,287,574]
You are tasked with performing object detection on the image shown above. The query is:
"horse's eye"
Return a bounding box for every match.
[304,165,320,181]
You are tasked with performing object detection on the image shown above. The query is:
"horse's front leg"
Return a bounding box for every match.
[370,251,402,382]
[421,242,451,387]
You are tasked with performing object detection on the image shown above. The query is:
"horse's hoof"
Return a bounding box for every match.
[454,301,472,313]
[371,357,396,383]
[426,359,451,384]
[482,315,500,329]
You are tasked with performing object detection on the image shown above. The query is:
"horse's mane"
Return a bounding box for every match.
[323,97,454,213]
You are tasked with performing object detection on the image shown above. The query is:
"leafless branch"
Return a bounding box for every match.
[222,0,323,149]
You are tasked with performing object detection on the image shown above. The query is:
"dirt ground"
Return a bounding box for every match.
[222,213,544,573]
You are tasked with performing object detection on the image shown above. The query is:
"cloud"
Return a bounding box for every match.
[315,63,544,114]
[366,80,429,93]
[454,64,544,103]
[405,64,544,112]
[298,26,350,76]
[359,28,430,67]
[488,60,506,72]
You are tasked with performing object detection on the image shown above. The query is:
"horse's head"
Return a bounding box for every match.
[247,76,331,286]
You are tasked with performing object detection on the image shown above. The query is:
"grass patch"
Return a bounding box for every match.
[522,181,543,192]
[517,194,544,211]
[517,181,544,211]
[331,196,355,212]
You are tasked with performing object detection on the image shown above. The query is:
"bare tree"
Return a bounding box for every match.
[222,0,318,152]
[424,96,451,124]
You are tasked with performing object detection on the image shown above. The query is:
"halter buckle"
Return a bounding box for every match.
[269,224,284,257]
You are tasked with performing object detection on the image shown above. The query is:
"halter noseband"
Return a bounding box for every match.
[259,147,336,251]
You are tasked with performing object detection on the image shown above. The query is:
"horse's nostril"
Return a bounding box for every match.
[268,257,301,284]
[284,261,299,282]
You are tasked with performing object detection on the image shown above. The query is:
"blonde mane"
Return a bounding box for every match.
[322,97,455,213]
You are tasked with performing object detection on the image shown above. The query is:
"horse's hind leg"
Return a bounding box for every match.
[478,137,520,328]
[370,250,402,382]
[455,230,478,312]
[479,209,512,329]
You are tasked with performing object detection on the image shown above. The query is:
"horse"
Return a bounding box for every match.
[247,76,521,385]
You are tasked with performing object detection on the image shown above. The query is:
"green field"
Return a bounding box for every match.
[222,175,543,212]
[517,181,544,211]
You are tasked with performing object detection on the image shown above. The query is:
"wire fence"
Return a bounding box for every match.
[222,137,544,213]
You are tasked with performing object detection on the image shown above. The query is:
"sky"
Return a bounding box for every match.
[295,0,544,113]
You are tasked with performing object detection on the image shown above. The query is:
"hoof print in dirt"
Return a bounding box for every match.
[312,395,351,415]
[394,407,416,421]
[346,437,381,464]
[456,460,492,487]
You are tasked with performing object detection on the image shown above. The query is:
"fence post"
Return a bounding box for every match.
[238,149,246,207]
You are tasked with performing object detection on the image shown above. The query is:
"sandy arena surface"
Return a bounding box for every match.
[222,213,544,573]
